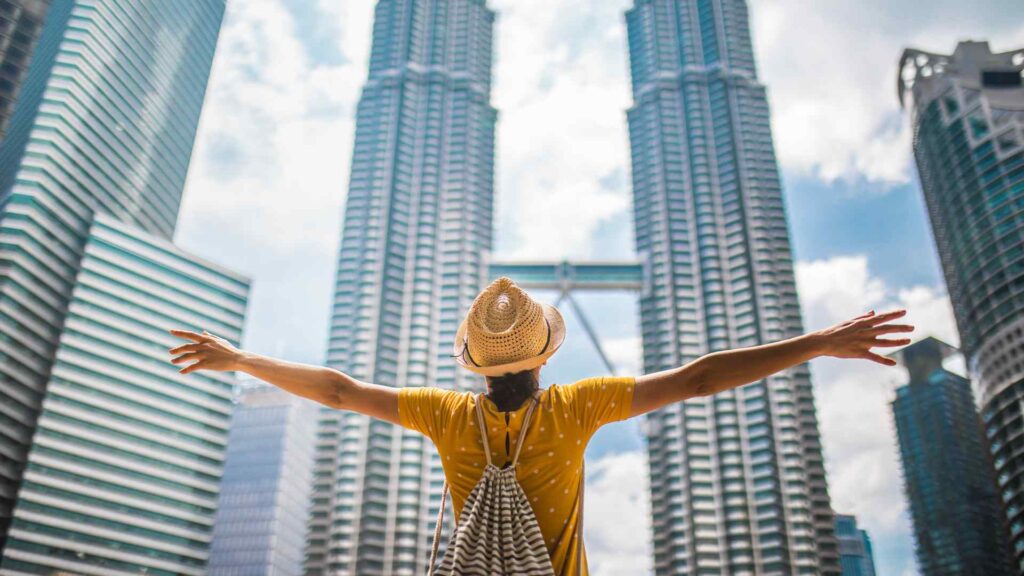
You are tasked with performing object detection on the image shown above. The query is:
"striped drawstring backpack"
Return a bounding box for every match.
[428,390,585,576]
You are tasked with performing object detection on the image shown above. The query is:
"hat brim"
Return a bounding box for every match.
[452,302,566,376]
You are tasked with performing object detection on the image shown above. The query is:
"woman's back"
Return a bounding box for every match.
[398,375,636,576]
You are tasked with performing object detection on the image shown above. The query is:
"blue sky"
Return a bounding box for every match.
[174,1,1024,573]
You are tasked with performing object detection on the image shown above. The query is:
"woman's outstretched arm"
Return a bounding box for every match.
[166,329,400,424]
[628,309,914,418]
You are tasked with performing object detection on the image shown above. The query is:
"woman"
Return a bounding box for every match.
[168,276,913,575]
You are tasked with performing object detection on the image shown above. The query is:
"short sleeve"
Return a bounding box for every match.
[564,376,636,437]
[397,386,464,442]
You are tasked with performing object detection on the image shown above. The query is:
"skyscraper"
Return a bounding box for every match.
[890,337,1014,575]
[897,40,1024,570]
[0,212,249,574]
[305,0,496,574]
[833,514,876,576]
[624,0,839,573]
[210,382,318,576]
[0,0,51,140]
[0,0,229,547]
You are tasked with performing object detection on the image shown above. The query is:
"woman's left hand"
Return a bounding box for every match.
[167,329,245,374]
[813,309,915,366]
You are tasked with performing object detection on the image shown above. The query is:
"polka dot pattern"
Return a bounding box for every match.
[401,376,637,576]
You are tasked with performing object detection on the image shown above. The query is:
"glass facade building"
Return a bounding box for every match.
[623,0,839,573]
[0,0,51,140]
[833,514,876,576]
[898,41,1024,570]
[891,337,1014,575]
[305,0,496,574]
[0,212,249,575]
[209,383,318,576]
[0,0,227,541]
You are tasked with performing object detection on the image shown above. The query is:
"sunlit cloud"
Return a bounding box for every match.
[752,0,1024,185]
[796,254,957,575]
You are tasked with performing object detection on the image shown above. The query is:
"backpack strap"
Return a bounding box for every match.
[475,392,493,467]
[510,391,541,467]
[428,480,448,576]
[429,392,493,575]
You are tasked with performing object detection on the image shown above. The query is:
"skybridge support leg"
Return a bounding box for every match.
[555,289,618,376]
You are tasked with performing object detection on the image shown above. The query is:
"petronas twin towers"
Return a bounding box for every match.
[305,1,496,573]
[308,0,839,574]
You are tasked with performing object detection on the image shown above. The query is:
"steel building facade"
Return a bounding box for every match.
[0,0,229,551]
[833,514,876,576]
[0,212,249,574]
[891,337,1014,576]
[210,384,318,576]
[898,40,1024,570]
[304,1,496,573]
[0,0,51,140]
[624,0,839,573]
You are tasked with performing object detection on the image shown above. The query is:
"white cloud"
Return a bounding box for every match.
[751,0,1024,185]
[796,254,958,575]
[490,0,634,259]
[175,0,375,361]
[584,450,653,576]
[179,0,365,258]
[604,336,644,377]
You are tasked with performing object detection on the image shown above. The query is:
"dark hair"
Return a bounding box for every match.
[485,369,539,412]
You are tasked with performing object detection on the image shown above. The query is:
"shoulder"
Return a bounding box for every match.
[557,375,634,395]
[398,386,474,410]
[545,376,604,406]
[399,386,468,398]
[550,376,637,413]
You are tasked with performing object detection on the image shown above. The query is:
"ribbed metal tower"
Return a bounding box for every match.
[0,0,227,544]
[0,0,51,141]
[891,338,1014,575]
[624,1,839,573]
[898,40,1024,572]
[211,384,318,576]
[304,1,496,574]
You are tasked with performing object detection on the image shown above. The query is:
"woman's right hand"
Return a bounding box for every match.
[167,329,247,374]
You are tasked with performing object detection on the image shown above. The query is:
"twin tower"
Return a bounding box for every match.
[0,0,840,574]
[310,0,838,575]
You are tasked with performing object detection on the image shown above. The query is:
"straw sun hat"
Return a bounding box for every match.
[452,276,566,376]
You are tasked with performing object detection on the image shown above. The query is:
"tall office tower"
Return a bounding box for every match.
[0,0,51,140]
[0,0,227,542]
[833,514,876,576]
[210,383,318,576]
[897,41,1024,571]
[0,212,249,574]
[890,337,1014,575]
[624,1,839,573]
[304,0,496,574]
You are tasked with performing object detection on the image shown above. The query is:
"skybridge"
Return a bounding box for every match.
[485,259,646,375]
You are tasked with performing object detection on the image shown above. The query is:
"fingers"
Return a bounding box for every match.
[870,337,912,347]
[169,342,205,355]
[870,323,915,335]
[169,328,209,343]
[862,308,907,326]
[863,351,897,366]
[180,360,208,375]
[837,310,874,327]
[170,351,202,365]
